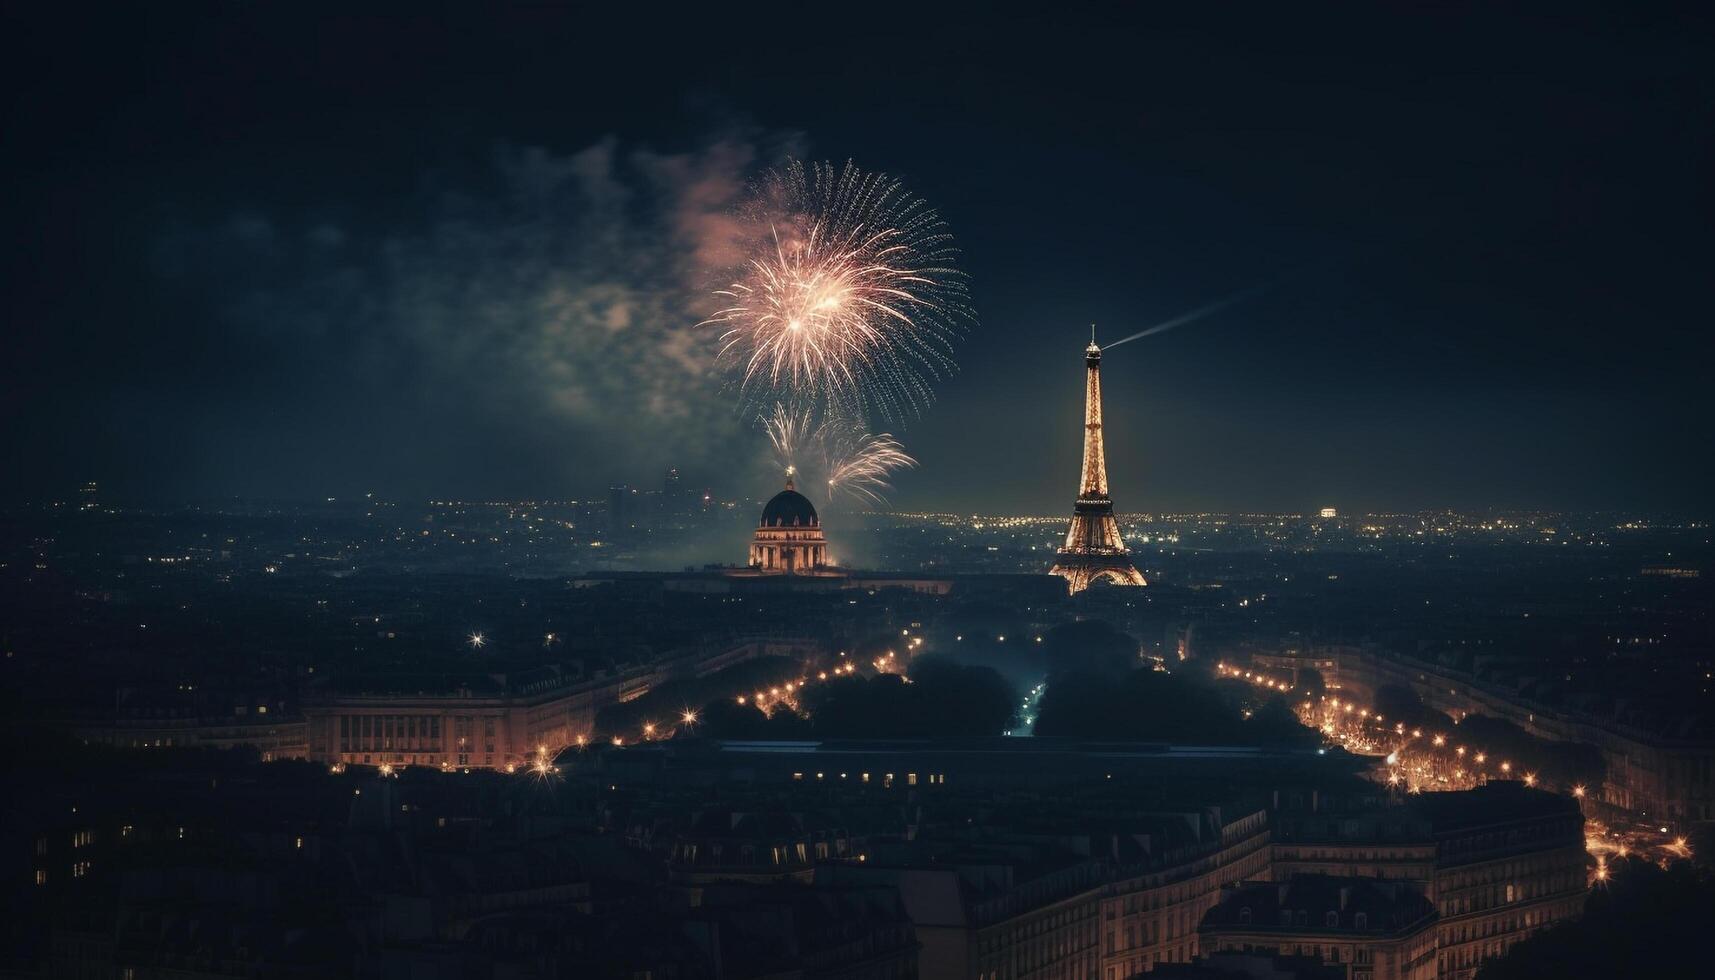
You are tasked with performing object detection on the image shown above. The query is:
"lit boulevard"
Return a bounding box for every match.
[1217,662,1696,876]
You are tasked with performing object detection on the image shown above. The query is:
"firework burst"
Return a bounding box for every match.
[704,159,971,421]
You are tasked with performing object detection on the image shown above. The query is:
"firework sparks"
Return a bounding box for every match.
[823,423,915,506]
[704,159,970,421]
[763,401,816,475]
[762,403,914,507]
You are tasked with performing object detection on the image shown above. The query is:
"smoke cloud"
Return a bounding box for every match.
[150,134,802,499]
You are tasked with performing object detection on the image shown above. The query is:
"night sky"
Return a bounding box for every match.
[5,4,1710,514]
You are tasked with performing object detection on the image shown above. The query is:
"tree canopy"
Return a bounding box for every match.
[697,655,1017,739]
[1035,667,1317,745]
[1476,858,1712,980]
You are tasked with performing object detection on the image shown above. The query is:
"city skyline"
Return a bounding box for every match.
[14,334,1714,520]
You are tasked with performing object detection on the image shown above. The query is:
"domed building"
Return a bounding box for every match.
[748,474,833,574]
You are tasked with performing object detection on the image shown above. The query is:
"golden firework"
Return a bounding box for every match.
[704,159,970,421]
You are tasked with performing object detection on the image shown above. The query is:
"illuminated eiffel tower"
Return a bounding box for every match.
[1050,329,1148,593]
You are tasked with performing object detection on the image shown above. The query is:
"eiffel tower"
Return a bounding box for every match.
[1050,329,1148,593]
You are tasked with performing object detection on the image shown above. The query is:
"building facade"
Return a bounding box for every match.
[1416,786,1588,980]
[1274,784,1587,980]
[1100,808,1274,978]
[1200,876,1439,980]
[303,638,811,771]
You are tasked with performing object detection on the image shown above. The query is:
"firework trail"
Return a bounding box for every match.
[759,403,915,507]
[822,421,916,507]
[703,159,972,421]
[762,401,815,477]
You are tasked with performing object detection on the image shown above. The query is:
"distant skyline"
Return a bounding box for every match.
[30,483,1705,522]
[5,5,1710,514]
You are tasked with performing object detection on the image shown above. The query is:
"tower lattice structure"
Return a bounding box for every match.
[1050,336,1148,593]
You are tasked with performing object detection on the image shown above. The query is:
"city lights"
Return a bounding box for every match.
[1218,661,1694,876]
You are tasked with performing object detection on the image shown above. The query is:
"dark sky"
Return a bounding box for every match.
[5,4,1711,514]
